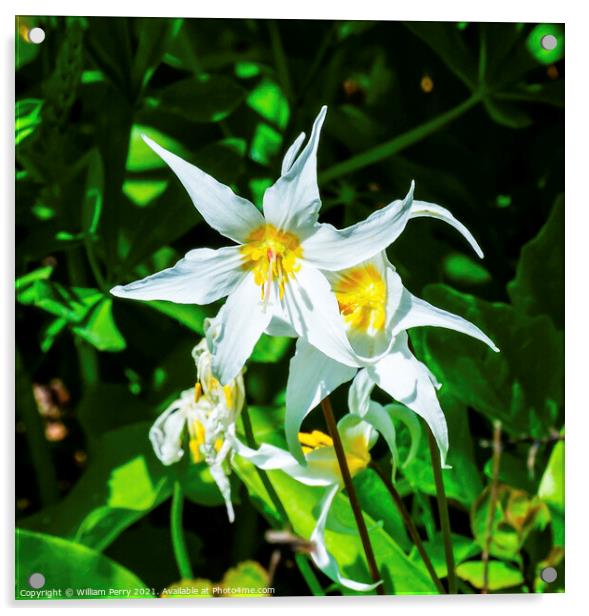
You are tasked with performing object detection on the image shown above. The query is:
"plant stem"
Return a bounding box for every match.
[482,420,502,594]
[426,424,457,594]
[295,553,326,596]
[241,405,325,594]
[241,404,289,524]
[319,94,480,183]
[369,461,445,594]
[320,397,384,594]
[170,481,193,580]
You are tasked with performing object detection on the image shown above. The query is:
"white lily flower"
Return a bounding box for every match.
[233,414,381,592]
[285,251,499,468]
[149,339,245,522]
[110,106,470,385]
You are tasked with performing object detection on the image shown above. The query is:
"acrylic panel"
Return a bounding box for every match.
[15,16,564,600]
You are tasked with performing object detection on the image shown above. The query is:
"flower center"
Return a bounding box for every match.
[241,224,303,301]
[333,264,386,334]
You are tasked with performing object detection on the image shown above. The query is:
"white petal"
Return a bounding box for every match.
[347,369,375,417]
[301,181,414,271]
[149,398,189,465]
[385,403,422,469]
[410,200,484,258]
[367,334,450,467]
[142,135,264,244]
[264,315,297,338]
[111,246,244,304]
[363,401,400,472]
[310,484,382,592]
[285,339,357,462]
[281,132,306,175]
[232,437,334,487]
[280,262,360,368]
[392,288,499,352]
[208,274,272,384]
[209,461,235,523]
[262,107,327,235]
[338,414,378,455]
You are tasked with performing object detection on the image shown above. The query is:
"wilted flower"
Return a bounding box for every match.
[149,338,245,522]
[233,414,381,591]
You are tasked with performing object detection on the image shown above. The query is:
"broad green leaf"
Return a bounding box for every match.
[15,529,152,599]
[20,421,228,551]
[508,194,564,329]
[412,285,563,437]
[73,297,126,352]
[400,391,483,508]
[233,459,438,594]
[246,79,289,129]
[409,533,481,578]
[456,560,523,591]
[158,75,247,123]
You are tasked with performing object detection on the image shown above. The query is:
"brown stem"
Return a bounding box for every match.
[369,461,446,594]
[482,420,502,594]
[320,397,384,594]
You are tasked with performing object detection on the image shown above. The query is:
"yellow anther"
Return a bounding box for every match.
[223,384,234,410]
[194,382,202,403]
[298,430,334,450]
[189,420,206,463]
[240,224,303,302]
[334,264,386,334]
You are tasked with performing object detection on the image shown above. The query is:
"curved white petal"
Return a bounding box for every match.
[391,288,499,352]
[111,246,244,305]
[263,107,327,235]
[208,274,273,384]
[367,334,450,467]
[209,461,235,523]
[280,262,360,368]
[281,132,306,175]
[285,339,356,463]
[232,437,335,487]
[311,484,382,592]
[410,200,484,258]
[338,413,378,455]
[363,401,400,471]
[385,402,422,469]
[142,135,264,244]
[149,400,189,465]
[301,181,415,271]
[265,315,297,338]
[348,369,375,417]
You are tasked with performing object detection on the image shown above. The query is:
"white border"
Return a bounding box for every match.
[3,1,585,614]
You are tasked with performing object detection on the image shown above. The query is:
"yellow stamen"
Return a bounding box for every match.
[189,420,206,463]
[194,382,202,403]
[223,384,234,410]
[240,224,303,303]
[333,264,386,334]
[298,430,334,450]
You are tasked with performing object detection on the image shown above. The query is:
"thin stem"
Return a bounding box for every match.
[320,397,384,594]
[241,405,289,524]
[369,461,445,594]
[426,425,457,594]
[482,421,502,594]
[319,94,481,183]
[170,481,194,580]
[295,553,326,596]
[84,239,107,291]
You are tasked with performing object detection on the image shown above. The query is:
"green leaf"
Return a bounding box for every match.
[443,252,492,286]
[401,391,483,508]
[508,194,564,329]
[483,97,532,129]
[412,285,563,437]
[15,99,43,145]
[126,125,191,172]
[158,75,247,123]
[220,561,270,597]
[233,459,438,594]
[15,529,151,599]
[246,78,289,129]
[250,335,292,363]
[143,300,210,335]
[409,533,481,578]
[73,297,126,352]
[456,560,523,591]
